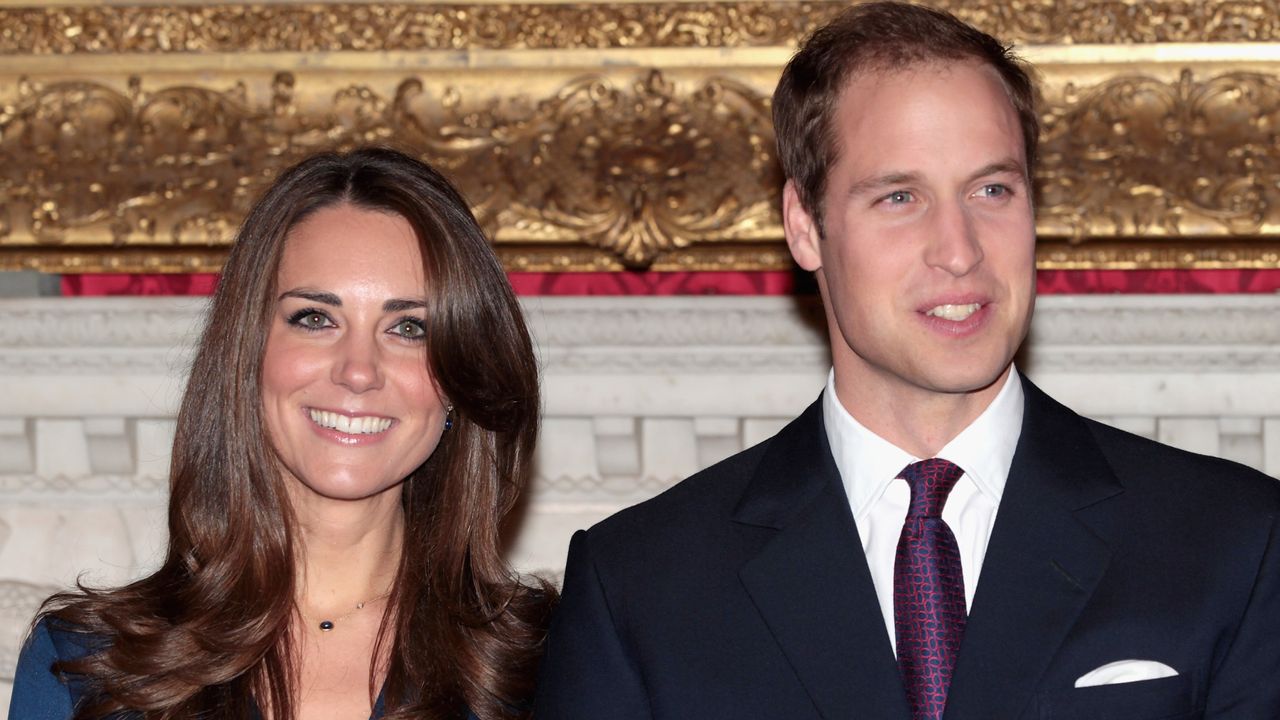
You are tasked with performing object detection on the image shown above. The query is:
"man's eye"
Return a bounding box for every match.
[392,319,426,339]
[884,190,914,204]
[978,184,1009,198]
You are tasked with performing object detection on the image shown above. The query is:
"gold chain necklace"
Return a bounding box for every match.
[303,590,391,633]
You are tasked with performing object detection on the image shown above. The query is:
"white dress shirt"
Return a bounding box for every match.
[822,367,1024,654]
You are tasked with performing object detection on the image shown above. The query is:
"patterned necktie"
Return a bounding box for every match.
[894,458,967,720]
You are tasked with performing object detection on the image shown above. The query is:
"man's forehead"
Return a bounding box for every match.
[826,60,1028,186]
[831,60,1023,140]
[837,57,1007,103]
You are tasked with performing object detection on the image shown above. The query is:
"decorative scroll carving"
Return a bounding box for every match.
[4,64,1280,271]
[3,0,1280,272]
[0,70,777,269]
[1038,70,1280,240]
[0,77,259,248]
[2,1,1278,54]
[0,474,169,496]
[426,71,779,267]
[1034,244,1280,270]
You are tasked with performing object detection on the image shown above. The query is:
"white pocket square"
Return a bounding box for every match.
[1074,659,1179,688]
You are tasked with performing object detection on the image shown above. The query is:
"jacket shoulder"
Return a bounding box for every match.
[1084,417,1280,512]
[587,438,770,546]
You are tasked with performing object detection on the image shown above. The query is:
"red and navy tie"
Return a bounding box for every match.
[894,458,967,720]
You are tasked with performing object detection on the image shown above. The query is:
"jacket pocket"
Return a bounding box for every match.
[1039,674,1196,720]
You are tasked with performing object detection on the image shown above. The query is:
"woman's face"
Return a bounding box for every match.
[261,203,447,502]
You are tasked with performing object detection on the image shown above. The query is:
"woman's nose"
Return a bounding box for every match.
[331,331,384,392]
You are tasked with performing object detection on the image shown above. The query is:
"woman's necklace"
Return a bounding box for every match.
[305,590,391,633]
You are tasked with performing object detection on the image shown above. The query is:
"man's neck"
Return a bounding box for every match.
[832,364,1014,458]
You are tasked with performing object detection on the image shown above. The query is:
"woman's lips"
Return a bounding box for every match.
[307,409,391,438]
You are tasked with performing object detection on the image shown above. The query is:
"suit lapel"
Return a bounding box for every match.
[944,378,1126,720]
[735,398,911,720]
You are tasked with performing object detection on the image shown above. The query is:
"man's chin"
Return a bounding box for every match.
[916,363,1014,397]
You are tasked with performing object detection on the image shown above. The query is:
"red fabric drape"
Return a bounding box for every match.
[62,269,1280,297]
[1034,269,1280,294]
[63,273,222,296]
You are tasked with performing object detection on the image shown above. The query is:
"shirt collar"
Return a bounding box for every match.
[823,367,1024,520]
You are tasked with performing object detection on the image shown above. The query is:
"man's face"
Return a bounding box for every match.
[785,60,1036,406]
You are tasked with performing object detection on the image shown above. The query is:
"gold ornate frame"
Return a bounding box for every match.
[3,1,1279,273]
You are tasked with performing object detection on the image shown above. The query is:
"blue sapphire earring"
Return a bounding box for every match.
[444,404,454,431]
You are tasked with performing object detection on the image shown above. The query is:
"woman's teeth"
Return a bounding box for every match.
[308,410,392,435]
[925,303,981,321]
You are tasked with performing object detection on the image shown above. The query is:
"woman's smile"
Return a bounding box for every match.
[306,408,395,436]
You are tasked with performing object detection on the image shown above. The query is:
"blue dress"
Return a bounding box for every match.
[9,618,93,720]
[10,618,400,720]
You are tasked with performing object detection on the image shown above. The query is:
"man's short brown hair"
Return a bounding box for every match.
[773,1,1039,233]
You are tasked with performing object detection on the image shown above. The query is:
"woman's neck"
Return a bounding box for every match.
[292,489,405,616]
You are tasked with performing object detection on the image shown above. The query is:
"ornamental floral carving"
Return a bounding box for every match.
[3,66,1280,270]
[395,71,778,267]
[0,77,261,246]
[1038,70,1280,240]
[2,1,1277,54]
[0,70,777,269]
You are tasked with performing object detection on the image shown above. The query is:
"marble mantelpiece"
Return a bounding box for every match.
[2,293,1278,710]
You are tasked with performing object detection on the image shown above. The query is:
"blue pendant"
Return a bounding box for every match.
[319,620,334,631]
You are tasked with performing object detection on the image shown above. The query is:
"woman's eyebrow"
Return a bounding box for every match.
[279,288,341,306]
[383,298,428,313]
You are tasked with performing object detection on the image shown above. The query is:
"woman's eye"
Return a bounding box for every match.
[288,310,333,331]
[392,319,426,339]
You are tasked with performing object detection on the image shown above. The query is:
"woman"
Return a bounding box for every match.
[10,148,554,719]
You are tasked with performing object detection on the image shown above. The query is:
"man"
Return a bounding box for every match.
[535,3,1280,718]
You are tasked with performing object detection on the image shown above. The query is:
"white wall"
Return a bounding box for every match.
[3,293,1279,710]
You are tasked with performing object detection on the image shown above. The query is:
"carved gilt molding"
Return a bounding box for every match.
[4,1,1280,53]
[2,2,1279,271]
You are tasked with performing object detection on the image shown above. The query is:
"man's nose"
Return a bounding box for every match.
[331,330,384,393]
[923,200,984,277]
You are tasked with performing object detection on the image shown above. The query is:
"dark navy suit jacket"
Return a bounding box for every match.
[535,378,1280,719]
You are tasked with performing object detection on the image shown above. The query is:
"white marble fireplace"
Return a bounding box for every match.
[2,293,1279,710]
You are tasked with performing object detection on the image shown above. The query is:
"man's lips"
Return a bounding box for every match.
[924,302,982,321]
[917,294,991,321]
[914,295,995,336]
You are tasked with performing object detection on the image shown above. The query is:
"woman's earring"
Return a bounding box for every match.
[444,404,454,431]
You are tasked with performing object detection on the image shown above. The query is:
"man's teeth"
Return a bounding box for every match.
[925,303,981,321]
[307,410,392,435]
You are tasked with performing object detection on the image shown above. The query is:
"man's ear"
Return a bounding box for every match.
[783,180,822,272]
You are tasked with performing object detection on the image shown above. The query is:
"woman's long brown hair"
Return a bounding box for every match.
[40,147,555,719]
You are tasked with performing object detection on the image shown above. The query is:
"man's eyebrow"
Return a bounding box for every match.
[967,159,1027,183]
[383,298,428,314]
[845,171,922,198]
[279,289,341,306]
[843,160,1027,198]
